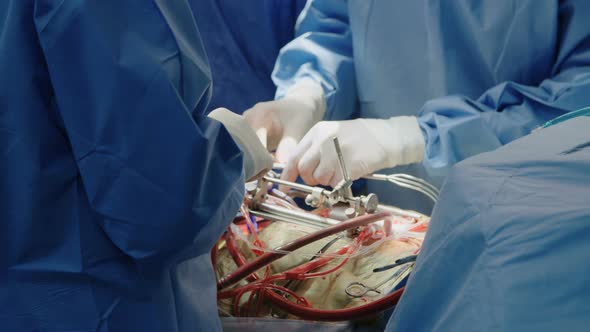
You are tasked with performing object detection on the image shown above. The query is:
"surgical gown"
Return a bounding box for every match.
[388,116,590,331]
[272,0,590,214]
[0,1,244,331]
[190,0,306,113]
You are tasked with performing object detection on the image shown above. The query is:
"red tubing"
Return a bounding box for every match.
[265,286,405,321]
[284,246,350,278]
[217,211,390,290]
[226,228,259,282]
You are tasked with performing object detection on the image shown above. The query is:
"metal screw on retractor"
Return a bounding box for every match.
[361,193,379,213]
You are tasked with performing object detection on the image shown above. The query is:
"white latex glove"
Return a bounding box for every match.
[208,108,273,181]
[281,116,425,187]
[243,79,326,162]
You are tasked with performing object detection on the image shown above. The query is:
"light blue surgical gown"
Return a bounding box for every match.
[0,0,243,331]
[388,116,590,331]
[273,0,590,214]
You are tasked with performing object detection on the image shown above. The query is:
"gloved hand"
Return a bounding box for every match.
[208,108,273,181]
[281,116,425,187]
[243,79,326,162]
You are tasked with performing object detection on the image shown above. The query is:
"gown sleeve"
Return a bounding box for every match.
[418,0,590,176]
[272,0,358,120]
[34,0,245,260]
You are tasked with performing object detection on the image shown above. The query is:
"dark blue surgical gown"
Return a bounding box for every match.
[190,0,307,113]
[0,1,244,331]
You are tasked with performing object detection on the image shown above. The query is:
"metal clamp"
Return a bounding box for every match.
[248,138,382,228]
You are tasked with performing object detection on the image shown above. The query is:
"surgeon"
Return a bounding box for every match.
[0,1,271,331]
[190,0,307,113]
[245,0,590,214]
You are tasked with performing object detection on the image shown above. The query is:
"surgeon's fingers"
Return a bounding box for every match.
[267,114,283,151]
[297,145,321,186]
[313,166,336,186]
[244,103,283,151]
[275,136,298,163]
[255,128,268,150]
[312,160,336,187]
[279,164,298,192]
[288,128,321,185]
[329,172,343,189]
[279,159,301,192]
[279,135,313,191]
[317,140,344,188]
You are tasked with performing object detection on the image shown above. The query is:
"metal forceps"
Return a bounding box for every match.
[345,262,414,298]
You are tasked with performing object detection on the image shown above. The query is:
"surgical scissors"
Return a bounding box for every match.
[345,262,414,298]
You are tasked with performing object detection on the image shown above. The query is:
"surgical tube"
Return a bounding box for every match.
[217,212,390,290]
[226,228,259,282]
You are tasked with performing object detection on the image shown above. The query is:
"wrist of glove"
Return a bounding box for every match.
[280,78,326,125]
[244,78,326,162]
[208,108,273,182]
[281,116,425,187]
[361,116,425,168]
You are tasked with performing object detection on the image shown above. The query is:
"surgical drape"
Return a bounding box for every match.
[0,0,244,331]
[388,117,590,331]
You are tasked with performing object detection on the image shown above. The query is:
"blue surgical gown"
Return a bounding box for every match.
[0,1,244,331]
[388,116,590,331]
[272,0,590,214]
[189,0,306,113]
